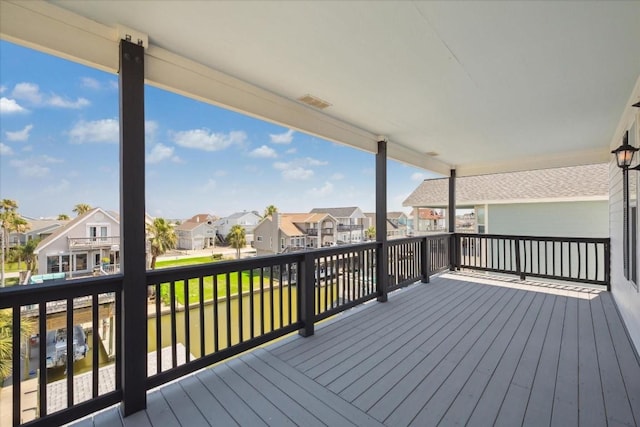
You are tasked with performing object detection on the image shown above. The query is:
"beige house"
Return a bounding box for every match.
[253,212,339,256]
[404,163,609,237]
[363,212,411,239]
[309,207,367,243]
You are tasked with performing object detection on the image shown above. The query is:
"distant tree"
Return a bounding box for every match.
[365,226,376,240]
[72,203,92,216]
[226,225,246,260]
[263,205,278,218]
[0,308,35,381]
[21,238,41,272]
[1,199,29,287]
[147,217,177,269]
[57,213,70,220]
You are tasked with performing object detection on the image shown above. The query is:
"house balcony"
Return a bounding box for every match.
[337,224,364,232]
[3,233,637,427]
[305,228,334,236]
[67,236,120,250]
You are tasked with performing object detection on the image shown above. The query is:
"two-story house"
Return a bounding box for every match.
[309,207,366,243]
[34,208,121,277]
[215,211,262,246]
[253,212,338,256]
[175,213,217,250]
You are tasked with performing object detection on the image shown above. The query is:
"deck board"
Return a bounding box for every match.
[70,273,640,427]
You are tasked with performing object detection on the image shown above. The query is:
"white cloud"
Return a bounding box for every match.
[5,124,33,142]
[81,77,101,89]
[0,143,13,155]
[172,129,246,151]
[282,167,314,180]
[12,83,43,104]
[69,119,119,144]
[0,97,27,114]
[411,172,427,181]
[48,95,90,109]
[147,143,179,164]
[249,145,277,158]
[215,170,228,177]
[10,82,90,109]
[9,157,57,178]
[330,172,345,180]
[285,147,297,154]
[308,181,334,196]
[305,157,328,166]
[0,86,5,94]
[270,129,294,144]
[22,145,33,152]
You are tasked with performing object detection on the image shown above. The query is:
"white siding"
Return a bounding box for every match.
[487,201,608,237]
[610,122,640,354]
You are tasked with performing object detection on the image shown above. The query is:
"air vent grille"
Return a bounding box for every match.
[297,94,332,110]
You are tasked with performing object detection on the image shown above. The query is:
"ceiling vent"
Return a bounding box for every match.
[425,151,439,157]
[297,94,332,110]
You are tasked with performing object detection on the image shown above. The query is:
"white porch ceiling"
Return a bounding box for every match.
[2,1,640,176]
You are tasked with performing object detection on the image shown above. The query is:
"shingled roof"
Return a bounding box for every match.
[403,164,609,208]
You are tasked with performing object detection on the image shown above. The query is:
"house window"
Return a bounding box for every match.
[88,224,109,241]
[74,253,88,271]
[280,238,285,249]
[47,254,70,273]
[257,236,263,242]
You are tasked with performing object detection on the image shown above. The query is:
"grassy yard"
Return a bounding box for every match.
[152,255,267,305]
[159,271,268,305]
[2,261,27,272]
[155,256,223,269]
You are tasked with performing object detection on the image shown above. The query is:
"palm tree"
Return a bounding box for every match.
[226,225,246,259]
[21,238,41,272]
[0,308,35,381]
[72,203,92,216]
[1,199,29,287]
[365,226,376,241]
[147,217,177,269]
[57,213,70,220]
[263,205,278,218]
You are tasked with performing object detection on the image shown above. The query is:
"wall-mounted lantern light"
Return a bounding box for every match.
[612,130,639,170]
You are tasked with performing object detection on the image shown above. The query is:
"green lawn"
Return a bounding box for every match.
[155,256,221,268]
[158,271,269,305]
[152,255,267,305]
[2,261,27,272]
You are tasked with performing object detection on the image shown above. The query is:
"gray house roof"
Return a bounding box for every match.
[403,163,609,208]
[309,207,364,219]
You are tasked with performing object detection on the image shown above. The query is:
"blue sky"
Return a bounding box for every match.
[0,40,440,220]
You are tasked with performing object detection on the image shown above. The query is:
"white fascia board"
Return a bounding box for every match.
[387,143,451,176]
[455,147,611,178]
[0,1,119,73]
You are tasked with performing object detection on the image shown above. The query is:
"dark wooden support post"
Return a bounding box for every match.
[299,252,315,337]
[448,169,457,271]
[421,237,430,283]
[376,139,388,302]
[119,38,147,415]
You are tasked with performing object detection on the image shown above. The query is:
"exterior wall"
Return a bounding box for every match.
[610,109,640,354]
[217,212,261,237]
[486,201,608,238]
[253,216,280,256]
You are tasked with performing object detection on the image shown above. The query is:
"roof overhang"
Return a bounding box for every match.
[2,1,639,177]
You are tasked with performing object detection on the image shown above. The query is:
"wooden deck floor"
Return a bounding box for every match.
[72,273,640,427]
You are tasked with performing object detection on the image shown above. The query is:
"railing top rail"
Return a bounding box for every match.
[456,233,610,244]
[0,274,123,308]
[145,242,380,283]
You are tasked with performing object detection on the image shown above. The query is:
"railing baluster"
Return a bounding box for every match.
[170,281,177,368]
[39,302,47,416]
[238,272,244,343]
[13,306,21,426]
[66,297,74,407]
[155,283,162,374]
[249,268,255,339]
[213,275,219,352]
[199,276,205,358]
[269,266,274,333]
[225,273,231,348]
[184,279,190,363]
[92,293,99,398]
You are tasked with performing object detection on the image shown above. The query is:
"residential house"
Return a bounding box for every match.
[253,212,338,256]
[309,207,366,243]
[8,217,70,247]
[363,212,411,239]
[175,213,217,250]
[215,211,262,245]
[33,208,121,277]
[403,164,609,237]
